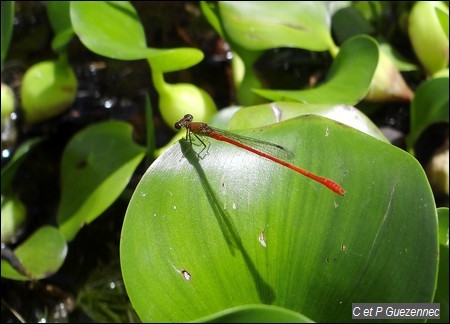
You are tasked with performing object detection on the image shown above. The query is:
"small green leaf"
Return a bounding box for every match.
[147,48,204,73]
[57,121,145,241]
[407,77,449,150]
[121,115,437,322]
[253,35,378,105]
[1,226,67,280]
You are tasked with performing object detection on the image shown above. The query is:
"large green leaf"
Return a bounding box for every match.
[57,121,145,241]
[70,1,203,70]
[406,77,449,150]
[1,226,67,280]
[121,115,437,322]
[218,1,335,51]
[253,35,378,105]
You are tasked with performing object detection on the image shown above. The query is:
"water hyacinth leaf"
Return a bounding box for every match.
[218,1,335,51]
[57,121,145,241]
[147,48,204,73]
[121,115,437,322]
[1,226,67,280]
[254,35,378,105]
[70,1,148,59]
[407,77,449,150]
[70,1,203,70]
[225,101,388,142]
